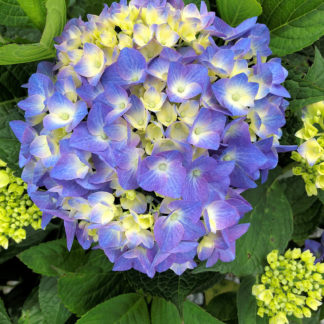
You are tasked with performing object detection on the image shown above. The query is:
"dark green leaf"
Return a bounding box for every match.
[0,63,37,174]
[39,277,71,324]
[151,297,181,324]
[76,293,150,324]
[259,0,324,56]
[183,301,224,324]
[17,0,46,30]
[0,0,66,64]
[215,0,262,26]
[0,0,32,27]
[57,251,129,316]
[19,239,87,276]
[0,224,58,264]
[281,176,322,241]
[124,269,223,310]
[285,47,324,112]
[194,168,293,276]
[237,276,266,324]
[67,0,113,19]
[18,288,46,324]
[206,292,237,322]
[0,298,11,324]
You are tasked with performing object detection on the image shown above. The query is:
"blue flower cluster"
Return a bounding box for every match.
[11,0,292,277]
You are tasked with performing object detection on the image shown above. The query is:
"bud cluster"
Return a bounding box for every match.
[252,249,324,324]
[292,101,324,196]
[0,160,42,249]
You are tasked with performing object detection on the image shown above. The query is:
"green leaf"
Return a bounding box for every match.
[281,176,322,241]
[0,63,37,174]
[19,239,88,276]
[237,276,267,324]
[124,269,223,310]
[17,0,46,30]
[183,301,225,324]
[0,0,32,27]
[215,0,262,26]
[0,298,11,324]
[76,293,150,324]
[194,168,293,276]
[67,0,113,19]
[0,0,66,64]
[38,277,71,324]
[57,252,128,316]
[0,224,58,264]
[151,297,181,324]
[285,47,324,112]
[259,0,324,56]
[18,288,46,324]
[19,240,129,316]
[206,292,237,322]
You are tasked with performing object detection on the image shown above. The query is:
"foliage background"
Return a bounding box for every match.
[1,0,324,323]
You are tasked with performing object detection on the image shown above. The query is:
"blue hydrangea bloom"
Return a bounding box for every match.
[11,0,294,277]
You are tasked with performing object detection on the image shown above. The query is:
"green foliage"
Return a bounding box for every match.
[194,169,293,276]
[57,253,128,316]
[76,293,150,324]
[19,240,129,316]
[183,301,225,324]
[19,239,88,276]
[150,297,181,324]
[206,292,238,323]
[67,0,114,19]
[17,0,46,30]
[237,276,267,324]
[285,47,324,114]
[38,277,71,324]
[0,0,32,27]
[0,224,58,264]
[18,288,45,324]
[124,269,223,310]
[281,176,322,241]
[258,0,324,56]
[215,0,262,26]
[0,298,11,324]
[0,0,66,64]
[0,63,38,174]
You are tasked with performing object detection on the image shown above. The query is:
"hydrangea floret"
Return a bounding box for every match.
[292,101,324,196]
[10,0,292,277]
[0,160,42,249]
[252,249,324,324]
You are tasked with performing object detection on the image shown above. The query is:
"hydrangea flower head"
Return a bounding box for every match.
[292,101,324,196]
[252,249,324,323]
[0,160,42,249]
[11,0,291,277]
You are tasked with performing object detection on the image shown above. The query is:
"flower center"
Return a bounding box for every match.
[100,133,108,140]
[192,169,201,177]
[60,113,70,121]
[170,212,179,221]
[231,93,241,102]
[194,127,202,135]
[177,86,185,93]
[158,162,167,171]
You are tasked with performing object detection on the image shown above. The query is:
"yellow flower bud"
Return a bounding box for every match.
[306,297,321,311]
[267,250,278,264]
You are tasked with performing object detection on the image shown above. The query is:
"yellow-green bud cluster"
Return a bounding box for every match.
[252,249,324,324]
[0,160,42,249]
[292,101,324,196]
